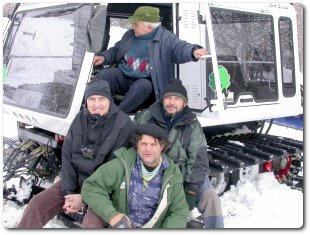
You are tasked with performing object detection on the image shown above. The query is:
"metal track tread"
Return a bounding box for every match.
[207,133,303,174]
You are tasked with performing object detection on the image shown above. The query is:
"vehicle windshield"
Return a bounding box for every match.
[3,4,92,117]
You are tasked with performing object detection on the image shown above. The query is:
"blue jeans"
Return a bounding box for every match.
[96,68,153,113]
[196,175,224,228]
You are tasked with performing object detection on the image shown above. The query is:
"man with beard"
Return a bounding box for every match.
[134,79,224,228]
[81,123,188,228]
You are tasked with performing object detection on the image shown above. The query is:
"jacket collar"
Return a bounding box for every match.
[114,147,181,186]
[149,100,196,126]
[152,26,164,42]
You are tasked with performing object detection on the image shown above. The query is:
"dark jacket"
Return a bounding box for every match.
[61,102,135,196]
[81,147,189,228]
[99,26,200,100]
[134,101,209,192]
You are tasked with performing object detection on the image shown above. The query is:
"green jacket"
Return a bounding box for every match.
[134,101,209,192]
[81,147,189,228]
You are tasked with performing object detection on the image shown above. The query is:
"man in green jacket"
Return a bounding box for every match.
[134,79,224,228]
[81,123,189,228]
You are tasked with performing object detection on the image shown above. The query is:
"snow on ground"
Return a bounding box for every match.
[222,172,303,228]
[1,114,304,229]
[268,123,303,142]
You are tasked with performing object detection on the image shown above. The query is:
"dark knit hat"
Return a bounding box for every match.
[84,79,112,101]
[128,6,160,23]
[163,79,188,102]
[135,124,168,140]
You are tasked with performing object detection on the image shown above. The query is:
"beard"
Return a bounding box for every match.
[165,107,179,118]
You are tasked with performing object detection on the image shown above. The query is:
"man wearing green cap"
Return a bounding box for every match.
[93,6,207,113]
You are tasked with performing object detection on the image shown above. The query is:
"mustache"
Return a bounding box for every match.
[166,105,177,109]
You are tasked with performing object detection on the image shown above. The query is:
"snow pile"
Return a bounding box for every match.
[221,172,303,228]
[3,200,68,229]
[4,175,33,203]
[2,201,27,228]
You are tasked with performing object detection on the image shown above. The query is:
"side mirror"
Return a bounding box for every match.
[86,5,107,53]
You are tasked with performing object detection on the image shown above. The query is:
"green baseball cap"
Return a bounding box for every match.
[128,6,160,23]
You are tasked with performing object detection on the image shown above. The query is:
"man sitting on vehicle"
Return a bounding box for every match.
[134,79,224,228]
[81,124,189,228]
[17,79,135,228]
[93,6,207,113]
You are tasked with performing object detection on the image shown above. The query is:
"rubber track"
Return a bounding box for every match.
[207,133,303,174]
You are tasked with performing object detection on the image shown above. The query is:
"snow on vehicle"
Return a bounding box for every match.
[2,2,303,226]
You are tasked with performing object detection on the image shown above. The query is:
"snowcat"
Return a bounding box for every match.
[2,2,303,227]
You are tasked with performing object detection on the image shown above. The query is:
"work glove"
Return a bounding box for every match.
[184,184,198,211]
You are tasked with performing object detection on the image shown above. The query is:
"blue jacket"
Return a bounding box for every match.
[99,26,200,99]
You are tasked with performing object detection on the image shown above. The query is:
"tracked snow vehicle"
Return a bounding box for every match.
[3,2,303,220]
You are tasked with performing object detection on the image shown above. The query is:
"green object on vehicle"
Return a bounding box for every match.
[208,65,231,92]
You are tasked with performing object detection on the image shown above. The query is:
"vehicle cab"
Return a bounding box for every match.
[3,3,302,139]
